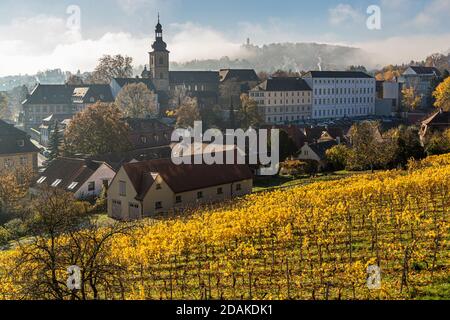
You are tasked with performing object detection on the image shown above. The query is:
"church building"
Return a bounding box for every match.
[21,16,259,133]
[142,16,221,110]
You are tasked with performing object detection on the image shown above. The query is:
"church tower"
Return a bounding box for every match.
[149,15,170,92]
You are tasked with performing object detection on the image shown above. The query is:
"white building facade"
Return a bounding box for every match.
[249,78,313,124]
[303,71,376,120]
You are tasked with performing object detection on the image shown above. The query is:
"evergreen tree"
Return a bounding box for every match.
[48,122,62,162]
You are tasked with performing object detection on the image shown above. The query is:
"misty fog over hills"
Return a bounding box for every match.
[2,42,448,91]
[170,42,371,73]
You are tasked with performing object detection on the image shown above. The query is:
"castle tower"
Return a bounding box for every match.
[149,14,170,92]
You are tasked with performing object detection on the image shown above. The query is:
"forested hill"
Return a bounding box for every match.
[170,42,370,73]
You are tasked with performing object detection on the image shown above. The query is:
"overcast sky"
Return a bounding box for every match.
[0,0,449,76]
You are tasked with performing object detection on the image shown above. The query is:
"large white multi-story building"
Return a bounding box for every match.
[249,77,313,124]
[303,71,376,120]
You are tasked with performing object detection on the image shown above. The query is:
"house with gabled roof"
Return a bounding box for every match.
[107,158,253,220]
[0,119,40,173]
[22,83,115,133]
[125,117,173,150]
[420,109,450,144]
[296,140,339,170]
[219,69,260,108]
[399,66,442,109]
[31,157,116,200]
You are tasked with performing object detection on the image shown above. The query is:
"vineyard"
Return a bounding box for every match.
[1,154,450,300]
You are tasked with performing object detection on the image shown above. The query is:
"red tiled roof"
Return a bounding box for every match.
[122,157,253,200]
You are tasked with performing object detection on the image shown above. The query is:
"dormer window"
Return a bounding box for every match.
[51,179,62,187]
[68,182,78,190]
[17,140,24,147]
[37,176,47,184]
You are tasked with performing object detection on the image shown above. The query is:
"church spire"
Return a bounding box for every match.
[152,14,168,52]
[148,14,169,93]
[155,13,163,39]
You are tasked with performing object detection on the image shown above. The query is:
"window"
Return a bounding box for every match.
[119,181,126,196]
[20,157,27,165]
[236,184,242,191]
[140,136,147,144]
[51,179,62,187]
[68,182,78,190]
[17,140,24,147]
[175,196,182,204]
[88,181,95,192]
[37,176,47,184]
[156,183,162,190]
[129,203,140,219]
[4,159,12,168]
[112,200,122,218]
[217,187,223,195]
[155,202,163,210]
[197,191,203,199]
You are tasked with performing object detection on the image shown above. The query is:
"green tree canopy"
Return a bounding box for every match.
[64,103,131,156]
[48,122,63,162]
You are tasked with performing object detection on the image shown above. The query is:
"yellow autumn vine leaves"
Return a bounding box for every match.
[0,154,450,300]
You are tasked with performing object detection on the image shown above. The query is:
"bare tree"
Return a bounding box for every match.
[87,55,133,84]
[10,187,134,300]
